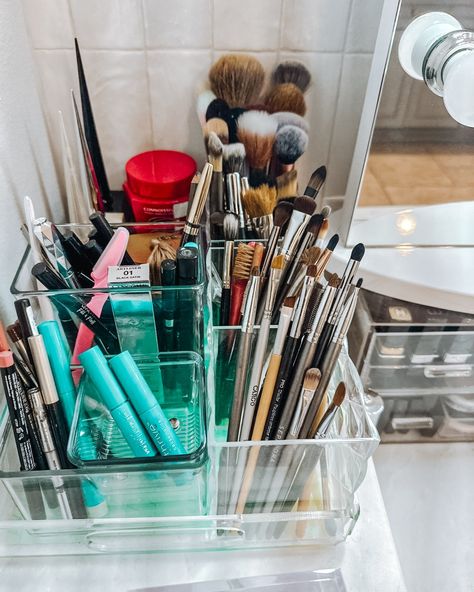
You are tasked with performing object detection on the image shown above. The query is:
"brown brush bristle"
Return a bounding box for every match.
[204,118,229,146]
[306,264,318,278]
[294,195,316,216]
[300,246,321,266]
[303,368,321,391]
[251,243,265,268]
[317,219,329,240]
[209,54,265,108]
[283,295,298,308]
[276,170,298,198]
[241,185,277,219]
[333,382,346,407]
[271,254,286,270]
[237,127,274,170]
[251,266,260,277]
[265,83,306,116]
[232,243,254,279]
[273,201,293,227]
[207,132,223,171]
[328,273,340,288]
[147,239,177,285]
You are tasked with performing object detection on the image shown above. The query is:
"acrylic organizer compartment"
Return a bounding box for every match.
[10,222,210,360]
[207,327,379,546]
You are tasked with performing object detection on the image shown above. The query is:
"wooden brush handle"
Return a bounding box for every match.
[251,354,282,440]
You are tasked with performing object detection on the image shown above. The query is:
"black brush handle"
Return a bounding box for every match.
[210,171,224,214]
[263,336,300,440]
[312,321,334,369]
[45,402,71,469]
[89,212,134,264]
[220,287,231,326]
[271,280,292,325]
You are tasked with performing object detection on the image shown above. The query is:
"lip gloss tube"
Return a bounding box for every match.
[78,346,156,458]
[109,351,185,456]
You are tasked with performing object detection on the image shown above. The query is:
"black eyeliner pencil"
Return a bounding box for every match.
[220,241,233,326]
[89,212,134,265]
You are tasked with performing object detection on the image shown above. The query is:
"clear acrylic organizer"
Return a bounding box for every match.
[0,238,378,556]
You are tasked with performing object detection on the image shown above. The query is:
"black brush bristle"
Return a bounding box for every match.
[304,166,327,199]
[271,61,311,92]
[356,278,363,288]
[326,234,339,251]
[275,125,308,165]
[294,195,316,216]
[273,201,293,227]
[351,243,365,262]
[206,98,230,122]
[307,213,324,234]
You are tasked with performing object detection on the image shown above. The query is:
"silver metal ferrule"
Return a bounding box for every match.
[280,211,309,257]
[187,162,213,224]
[263,267,283,316]
[315,406,338,438]
[309,285,337,343]
[223,241,233,289]
[290,273,317,339]
[232,173,246,228]
[226,174,236,213]
[241,274,260,333]
[273,304,294,355]
[330,259,360,323]
[333,288,359,345]
[28,335,59,405]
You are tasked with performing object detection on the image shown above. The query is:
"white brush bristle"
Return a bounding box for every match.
[271,111,310,134]
[196,89,217,127]
[237,110,278,137]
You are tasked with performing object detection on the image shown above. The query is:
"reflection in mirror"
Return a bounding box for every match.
[352,3,474,246]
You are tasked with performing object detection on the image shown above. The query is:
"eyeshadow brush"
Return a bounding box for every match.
[260,201,293,279]
[180,162,213,247]
[207,132,224,214]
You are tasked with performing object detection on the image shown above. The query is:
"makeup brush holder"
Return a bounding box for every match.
[10,222,210,361]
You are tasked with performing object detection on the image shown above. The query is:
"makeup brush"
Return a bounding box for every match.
[313,381,346,437]
[210,211,225,240]
[271,61,312,93]
[320,204,332,219]
[239,254,285,441]
[274,125,308,174]
[315,233,339,275]
[147,238,177,286]
[204,118,229,150]
[227,267,260,442]
[222,143,247,177]
[237,110,278,187]
[265,83,306,116]
[314,218,329,249]
[304,165,327,203]
[287,368,321,439]
[279,195,317,262]
[220,241,234,326]
[276,170,298,200]
[229,243,255,326]
[207,132,224,214]
[271,111,310,133]
[205,97,230,122]
[196,89,217,128]
[74,38,111,210]
[180,162,213,247]
[260,201,293,279]
[209,54,265,109]
[241,184,277,240]
[312,243,365,368]
[223,212,239,240]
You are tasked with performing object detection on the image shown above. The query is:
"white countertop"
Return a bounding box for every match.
[0,461,405,592]
[332,204,474,314]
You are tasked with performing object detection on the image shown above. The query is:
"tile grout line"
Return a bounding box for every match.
[141,0,157,148]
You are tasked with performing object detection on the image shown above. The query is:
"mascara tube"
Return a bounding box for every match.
[177,246,199,353]
[160,259,177,351]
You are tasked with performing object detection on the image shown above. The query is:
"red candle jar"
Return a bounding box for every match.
[124,150,197,222]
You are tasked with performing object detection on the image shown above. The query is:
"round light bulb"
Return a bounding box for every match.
[443,51,474,127]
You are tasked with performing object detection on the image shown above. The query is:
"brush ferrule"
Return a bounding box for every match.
[329,259,360,323]
[241,274,260,333]
[280,212,309,257]
[333,289,358,343]
[223,241,233,288]
[315,405,338,438]
[290,386,315,437]
[225,174,236,213]
[252,213,273,240]
[264,268,282,313]
[290,274,316,339]
[183,222,200,237]
[273,305,293,354]
[187,162,213,224]
[309,285,337,343]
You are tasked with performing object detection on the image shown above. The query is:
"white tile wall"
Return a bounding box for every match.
[21,0,384,197]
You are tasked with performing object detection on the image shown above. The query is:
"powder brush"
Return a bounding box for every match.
[196,89,217,128]
[241,184,277,240]
[265,83,306,116]
[205,97,230,122]
[271,61,311,93]
[209,54,265,109]
[237,110,277,187]
[222,143,247,177]
[274,125,308,174]
[271,111,310,133]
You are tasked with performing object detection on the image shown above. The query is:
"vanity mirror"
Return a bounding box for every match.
[341,2,474,247]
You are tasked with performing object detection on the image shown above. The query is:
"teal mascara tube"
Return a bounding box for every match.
[79,347,156,458]
[109,351,186,456]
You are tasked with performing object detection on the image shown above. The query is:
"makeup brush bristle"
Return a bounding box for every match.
[272,61,312,93]
[251,243,265,268]
[147,238,177,286]
[209,54,265,108]
[333,382,346,407]
[303,367,321,391]
[196,89,217,127]
[317,218,329,240]
[321,205,332,219]
[205,98,231,122]
[207,132,223,170]
[306,264,319,278]
[223,212,239,240]
[241,184,277,219]
[305,166,327,198]
[356,278,363,288]
[265,83,306,116]
[328,273,341,288]
[237,110,277,170]
[271,111,310,134]
[232,243,254,280]
[307,213,324,235]
[351,243,365,262]
[251,266,261,277]
[204,118,229,147]
[271,253,286,270]
[294,195,317,216]
[222,142,246,176]
[300,246,321,266]
[276,170,298,199]
[283,295,298,308]
[273,201,293,227]
[326,234,339,252]
[275,125,308,165]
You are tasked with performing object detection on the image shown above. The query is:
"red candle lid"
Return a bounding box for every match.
[126,150,197,199]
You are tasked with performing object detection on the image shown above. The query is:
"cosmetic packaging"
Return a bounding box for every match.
[124,151,197,222]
